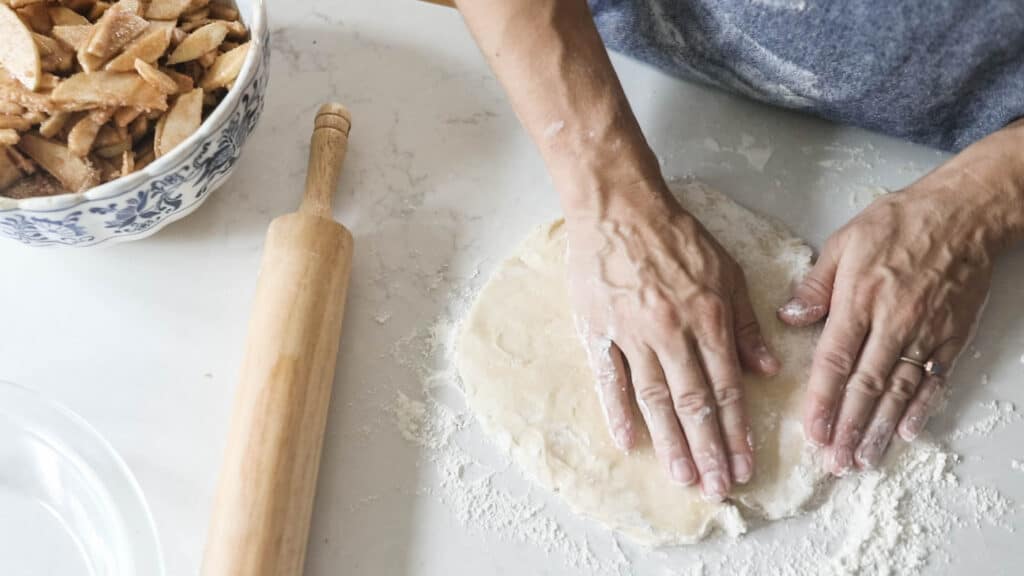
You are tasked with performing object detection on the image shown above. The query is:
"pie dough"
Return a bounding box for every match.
[456,181,827,545]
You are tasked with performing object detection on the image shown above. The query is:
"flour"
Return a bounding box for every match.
[734,134,773,171]
[388,303,1019,575]
[544,120,565,140]
[381,190,1017,575]
[383,278,1020,576]
[949,400,1021,441]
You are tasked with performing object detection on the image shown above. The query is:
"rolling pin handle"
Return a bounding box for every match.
[300,103,352,219]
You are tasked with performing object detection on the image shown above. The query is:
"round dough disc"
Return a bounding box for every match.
[456,181,826,545]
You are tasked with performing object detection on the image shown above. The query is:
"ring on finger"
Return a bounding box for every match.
[897,355,945,377]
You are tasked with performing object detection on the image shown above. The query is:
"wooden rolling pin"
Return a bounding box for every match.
[202,103,354,576]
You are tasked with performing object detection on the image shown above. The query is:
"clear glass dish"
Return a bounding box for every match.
[0,381,164,575]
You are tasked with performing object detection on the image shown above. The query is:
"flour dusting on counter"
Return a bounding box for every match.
[949,400,1021,441]
[385,297,1019,574]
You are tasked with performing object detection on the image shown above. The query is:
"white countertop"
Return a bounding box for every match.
[1,1,1021,574]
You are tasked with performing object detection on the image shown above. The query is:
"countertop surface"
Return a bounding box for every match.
[1,1,1022,575]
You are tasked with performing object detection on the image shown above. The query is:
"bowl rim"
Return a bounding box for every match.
[0,380,165,575]
[0,0,268,214]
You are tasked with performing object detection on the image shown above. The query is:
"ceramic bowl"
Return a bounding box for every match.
[0,0,269,247]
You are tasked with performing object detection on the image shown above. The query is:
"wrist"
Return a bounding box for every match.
[552,136,669,221]
[921,122,1024,253]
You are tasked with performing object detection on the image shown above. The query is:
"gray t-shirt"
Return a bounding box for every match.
[589,0,1024,151]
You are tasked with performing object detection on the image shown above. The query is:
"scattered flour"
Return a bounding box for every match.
[544,120,565,140]
[376,213,1018,574]
[699,134,773,172]
[949,400,1021,441]
[385,301,1019,575]
[737,133,774,171]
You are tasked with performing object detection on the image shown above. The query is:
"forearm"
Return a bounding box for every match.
[919,119,1024,252]
[455,0,663,216]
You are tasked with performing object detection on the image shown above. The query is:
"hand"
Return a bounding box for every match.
[566,180,780,500]
[779,123,1024,474]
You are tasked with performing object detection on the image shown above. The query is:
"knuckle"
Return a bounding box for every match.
[801,274,832,300]
[735,317,761,342]
[693,293,729,332]
[848,371,887,398]
[673,388,715,418]
[635,380,672,408]
[651,435,682,456]
[711,383,744,408]
[818,348,856,376]
[836,420,864,446]
[648,298,680,332]
[888,375,919,402]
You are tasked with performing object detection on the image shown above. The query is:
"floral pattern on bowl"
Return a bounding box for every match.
[0,21,269,248]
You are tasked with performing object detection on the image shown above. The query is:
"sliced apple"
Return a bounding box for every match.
[51,70,167,111]
[145,0,194,21]
[38,110,71,138]
[0,129,20,146]
[165,21,225,64]
[0,67,52,111]
[104,20,174,71]
[135,58,179,94]
[51,24,94,50]
[154,87,201,157]
[48,6,90,26]
[86,1,149,59]
[0,3,42,90]
[67,114,103,156]
[0,147,29,190]
[200,41,247,91]
[18,132,100,192]
[112,106,142,127]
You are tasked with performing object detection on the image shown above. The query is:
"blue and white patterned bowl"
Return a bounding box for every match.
[0,0,269,247]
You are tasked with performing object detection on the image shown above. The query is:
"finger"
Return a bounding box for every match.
[584,336,636,451]
[803,300,869,447]
[733,274,781,376]
[855,358,923,469]
[778,239,840,327]
[627,345,697,486]
[658,336,733,501]
[898,339,962,441]
[690,299,756,486]
[828,330,901,476]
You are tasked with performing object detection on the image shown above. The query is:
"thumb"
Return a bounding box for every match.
[778,240,839,327]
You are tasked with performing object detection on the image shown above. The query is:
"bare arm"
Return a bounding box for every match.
[456,0,781,499]
[455,0,659,212]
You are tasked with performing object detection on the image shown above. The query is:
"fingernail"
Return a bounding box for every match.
[614,426,633,451]
[756,343,781,375]
[778,297,824,326]
[899,415,928,442]
[855,443,880,469]
[809,417,831,446]
[831,448,853,476]
[731,454,753,484]
[701,471,728,502]
[778,297,808,317]
[671,457,696,486]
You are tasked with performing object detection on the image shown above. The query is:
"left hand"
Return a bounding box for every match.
[777,122,1024,474]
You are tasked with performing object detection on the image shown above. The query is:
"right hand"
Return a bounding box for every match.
[565,180,781,501]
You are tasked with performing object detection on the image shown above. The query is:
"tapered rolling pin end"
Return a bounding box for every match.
[315,103,352,136]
